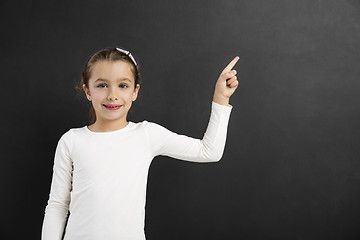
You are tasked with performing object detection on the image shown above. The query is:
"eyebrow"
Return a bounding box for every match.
[95,78,132,83]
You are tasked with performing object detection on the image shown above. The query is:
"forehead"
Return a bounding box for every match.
[90,60,135,83]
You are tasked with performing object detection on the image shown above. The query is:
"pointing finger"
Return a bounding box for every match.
[221,56,240,74]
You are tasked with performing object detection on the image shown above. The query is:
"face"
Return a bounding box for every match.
[83,60,140,125]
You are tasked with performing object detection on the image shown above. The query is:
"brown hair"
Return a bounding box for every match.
[76,48,141,124]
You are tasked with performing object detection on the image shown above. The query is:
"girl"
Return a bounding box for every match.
[41,47,239,240]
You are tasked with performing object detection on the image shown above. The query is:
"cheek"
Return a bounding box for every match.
[90,91,104,105]
[123,91,135,100]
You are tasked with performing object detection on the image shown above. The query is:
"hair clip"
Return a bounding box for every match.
[116,47,138,66]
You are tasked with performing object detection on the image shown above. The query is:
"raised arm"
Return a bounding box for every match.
[145,102,232,162]
[145,57,239,162]
[41,131,73,240]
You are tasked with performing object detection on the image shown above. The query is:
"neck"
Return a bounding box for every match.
[88,118,129,132]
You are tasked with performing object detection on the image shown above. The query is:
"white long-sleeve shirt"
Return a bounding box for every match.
[42,101,232,240]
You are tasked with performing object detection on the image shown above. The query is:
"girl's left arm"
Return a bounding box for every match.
[146,57,239,162]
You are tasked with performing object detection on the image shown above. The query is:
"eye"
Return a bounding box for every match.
[119,84,128,89]
[97,83,107,88]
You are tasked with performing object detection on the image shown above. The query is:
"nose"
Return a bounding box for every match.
[107,87,118,101]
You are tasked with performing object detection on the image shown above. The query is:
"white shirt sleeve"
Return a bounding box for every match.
[145,101,233,162]
[41,131,73,240]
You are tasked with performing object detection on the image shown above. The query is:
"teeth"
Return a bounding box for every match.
[104,105,119,108]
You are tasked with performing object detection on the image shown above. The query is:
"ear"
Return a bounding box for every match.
[132,84,140,101]
[83,84,91,101]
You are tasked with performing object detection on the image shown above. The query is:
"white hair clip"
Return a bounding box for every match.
[116,47,138,66]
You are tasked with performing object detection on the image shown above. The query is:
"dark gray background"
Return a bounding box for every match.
[1,0,360,239]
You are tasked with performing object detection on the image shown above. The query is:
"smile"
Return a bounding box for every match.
[103,104,122,110]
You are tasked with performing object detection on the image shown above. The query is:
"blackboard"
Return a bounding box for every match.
[1,0,359,239]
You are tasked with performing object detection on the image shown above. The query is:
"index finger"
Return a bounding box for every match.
[221,56,240,74]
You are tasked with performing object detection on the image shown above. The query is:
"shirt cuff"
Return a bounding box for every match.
[211,101,233,112]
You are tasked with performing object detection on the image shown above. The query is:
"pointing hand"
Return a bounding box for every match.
[213,56,240,106]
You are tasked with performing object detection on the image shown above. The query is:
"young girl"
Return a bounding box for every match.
[41,47,239,240]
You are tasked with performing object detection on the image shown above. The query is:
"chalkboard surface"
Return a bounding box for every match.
[1,0,360,239]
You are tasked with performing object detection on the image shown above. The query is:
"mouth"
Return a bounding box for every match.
[103,104,122,110]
